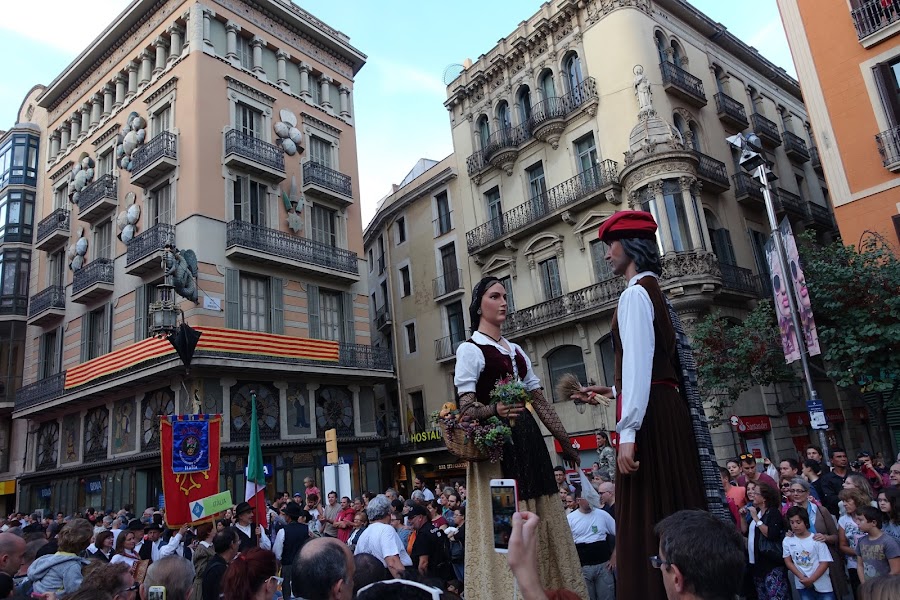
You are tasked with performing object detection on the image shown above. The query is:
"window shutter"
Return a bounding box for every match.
[721,229,737,266]
[55,326,63,374]
[103,303,113,354]
[80,313,90,363]
[134,285,146,342]
[270,277,284,335]
[342,292,355,344]
[37,334,47,380]
[307,284,320,339]
[874,63,900,127]
[225,268,240,329]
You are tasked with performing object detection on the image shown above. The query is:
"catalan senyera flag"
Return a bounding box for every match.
[161,414,222,527]
[246,393,267,528]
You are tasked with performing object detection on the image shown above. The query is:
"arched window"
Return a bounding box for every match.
[673,113,688,141]
[564,53,583,94]
[477,115,491,151]
[655,31,668,64]
[671,41,685,68]
[496,101,511,132]
[539,70,557,101]
[713,65,726,95]
[547,345,588,403]
[517,86,533,125]
[688,121,701,151]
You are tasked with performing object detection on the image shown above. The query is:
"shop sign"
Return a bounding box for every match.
[0,480,15,496]
[437,462,467,471]
[731,415,771,433]
[554,434,600,453]
[244,464,274,479]
[409,429,443,444]
[39,486,52,499]
[85,478,102,494]
[824,409,844,423]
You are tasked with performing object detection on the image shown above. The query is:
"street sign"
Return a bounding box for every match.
[189,491,233,521]
[807,399,828,431]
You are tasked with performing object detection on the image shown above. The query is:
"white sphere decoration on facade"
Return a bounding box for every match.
[68,227,89,271]
[117,191,141,243]
[273,109,303,156]
[115,111,148,172]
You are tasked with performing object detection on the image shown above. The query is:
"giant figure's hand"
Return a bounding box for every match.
[617,442,639,475]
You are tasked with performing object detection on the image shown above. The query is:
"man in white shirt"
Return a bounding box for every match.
[353,495,412,578]
[567,493,616,600]
[414,478,434,502]
[137,523,188,562]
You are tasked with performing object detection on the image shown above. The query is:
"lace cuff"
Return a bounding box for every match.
[458,392,497,421]
[530,388,574,453]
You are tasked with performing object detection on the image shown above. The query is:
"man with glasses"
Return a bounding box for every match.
[598,482,616,519]
[651,510,744,600]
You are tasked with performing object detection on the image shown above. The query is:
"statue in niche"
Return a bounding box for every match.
[634,65,653,115]
[113,401,133,452]
[287,385,311,435]
[163,244,199,303]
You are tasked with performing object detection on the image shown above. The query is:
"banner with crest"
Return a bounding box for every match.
[161,414,222,526]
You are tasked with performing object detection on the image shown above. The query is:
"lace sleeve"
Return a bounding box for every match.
[458,392,498,421]
[529,388,575,456]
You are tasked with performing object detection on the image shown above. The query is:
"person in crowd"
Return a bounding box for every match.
[858,452,886,494]
[454,276,585,598]
[737,454,779,489]
[232,502,271,552]
[877,488,900,543]
[15,538,47,590]
[782,506,834,600]
[779,458,801,481]
[726,459,742,483]
[347,511,368,550]
[141,555,194,600]
[190,522,215,600]
[0,533,25,578]
[746,482,789,599]
[443,494,461,527]
[786,477,847,597]
[413,478,434,502]
[838,487,869,596]
[110,529,142,575]
[806,446,824,464]
[221,547,278,600]
[821,448,850,516]
[306,494,322,537]
[292,537,355,600]
[202,529,239,600]
[597,483,615,520]
[333,497,356,544]
[28,518,92,596]
[779,477,794,513]
[719,467,746,515]
[554,467,575,496]
[406,505,448,579]
[304,477,321,502]
[803,459,827,503]
[855,505,900,583]
[424,501,448,531]
[841,473,877,517]
[352,552,389,596]
[77,561,137,600]
[567,490,616,600]
[447,506,465,583]
[857,572,900,599]
[384,489,399,504]
[319,492,341,539]
[214,518,230,534]
[272,501,309,599]
[137,523,186,563]
[93,530,115,563]
[353,495,412,578]
[595,432,615,481]
[392,509,412,548]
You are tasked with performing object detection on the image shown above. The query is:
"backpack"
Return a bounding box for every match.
[431,527,454,581]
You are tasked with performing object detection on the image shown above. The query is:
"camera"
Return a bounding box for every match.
[851,461,861,470]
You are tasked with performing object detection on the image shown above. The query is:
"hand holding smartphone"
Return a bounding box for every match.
[148,586,166,600]
[489,479,518,553]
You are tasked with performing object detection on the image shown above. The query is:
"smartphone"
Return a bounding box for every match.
[489,478,518,553]
[147,586,166,600]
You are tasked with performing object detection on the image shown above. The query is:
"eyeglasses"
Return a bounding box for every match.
[117,583,140,595]
[357,579,443,599]
[649,555,672,569]
[268,576,283,588]
[789,488,808,494]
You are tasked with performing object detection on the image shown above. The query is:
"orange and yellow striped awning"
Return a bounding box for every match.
[64,327,339,389]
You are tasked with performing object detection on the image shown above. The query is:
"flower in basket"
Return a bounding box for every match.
[489,376,530,427]
[430,405,512,463]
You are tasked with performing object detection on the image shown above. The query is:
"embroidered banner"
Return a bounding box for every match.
[161,414,222,527]
[172,418,210,473]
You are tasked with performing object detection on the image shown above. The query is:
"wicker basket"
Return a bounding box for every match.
[438,419,489,462]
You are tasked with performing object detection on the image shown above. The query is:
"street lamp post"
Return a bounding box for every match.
[727,133,831,465]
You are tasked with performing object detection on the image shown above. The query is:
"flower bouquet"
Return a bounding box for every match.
[431,402,512,463]
[489,376,530,427]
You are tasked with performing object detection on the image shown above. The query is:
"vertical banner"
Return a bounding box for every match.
[764,236,801,363]
[778,218,821,356]
[161,414,222,527]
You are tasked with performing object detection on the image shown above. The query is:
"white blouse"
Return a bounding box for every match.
[454,331,541,394]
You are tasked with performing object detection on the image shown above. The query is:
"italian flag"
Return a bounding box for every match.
[246,392,267,528]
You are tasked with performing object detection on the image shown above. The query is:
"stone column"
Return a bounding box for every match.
[185,4,205,54]
[167,24,184,61]
[114,74,126,108]
[679,176,704,252]
[153,36,169,75]
[276,50,289,87]
[649,180,675,253]
[102,83,114,117]
[69,115,81,141]
[127,61,139,97]
[298,63,311,98]
[202,8,213,48]
[50,132,61,158]
[91,94,102,126]
[339,85,350,118]
[251,36,265,76]
[319,76,333,109]
[80,104,91,133]
[693,181,714,251]
[225,21,239,62]
[59,123,71,150]
[140,49,154,86]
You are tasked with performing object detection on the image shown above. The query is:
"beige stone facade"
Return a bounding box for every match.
[12,0,392,514]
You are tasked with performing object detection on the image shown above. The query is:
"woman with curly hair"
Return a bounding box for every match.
[222,547,279,600]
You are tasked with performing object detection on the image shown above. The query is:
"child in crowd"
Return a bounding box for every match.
[855,505,900,584]
[782,506,834,600]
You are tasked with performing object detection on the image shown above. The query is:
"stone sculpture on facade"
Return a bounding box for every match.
[634,64,654,116]
[67,155,95,205]
[282,175,303,233]
[67,227,88,271]
[273,108,303,156]
[162,244,199,303]
[117,191,141,243]
[115,111,147,171]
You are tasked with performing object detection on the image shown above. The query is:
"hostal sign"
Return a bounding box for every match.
[409,429,442,444]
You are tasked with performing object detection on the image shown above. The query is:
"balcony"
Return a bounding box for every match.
[131,131,178,187]
[809,146,823,174]
[805,202,836,232]
[783,131,810,163]
[223,130,285,182]
[876,125,900,171]
[35,208,70,251]
[433,269,463,301]
[661,251,722,284]
[751,113,782,148]
[714,93,749,131]
[466,161,620,255]
[482,125,530,174]
[14,371,66,413]
[732,172,764,206]
[76,174,117,224]
[302,161,353,206]
[659,62,707,108]
[0,293,28,319]
[125,223,175,276]
[338,343,393,371]
[435,335,464,362]
[71,258,114,304]
[718,262,762,298]
[851,0,900,45]
[693,151,730,193]
[0,375,21,409]
[776,188,806,219]
[226,220,359,282]
[27,286,66,327]
[374,305,392,333]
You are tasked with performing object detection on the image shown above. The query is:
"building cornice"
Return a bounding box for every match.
[92,124,121,147]
[225,75,276,105]
[49,161,75,182]
[144,75,179,104]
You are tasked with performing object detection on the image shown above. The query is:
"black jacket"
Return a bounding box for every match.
[201,555,229,600]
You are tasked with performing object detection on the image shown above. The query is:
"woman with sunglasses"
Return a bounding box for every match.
[787,477,848,598]
[746,482,790,599]
[222,547,280,600]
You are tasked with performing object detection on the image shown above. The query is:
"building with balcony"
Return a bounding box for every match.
[15,0,391,514]
[364,0,861,479]
[777,0,900,250]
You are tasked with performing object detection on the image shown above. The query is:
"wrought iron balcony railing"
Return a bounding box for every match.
[374,305,391,330]
[224,129,284,172]
[876,125,900,168]
[783,131,810,161]
[338,343,393,370]
[810,146,822,171]
[718,262,761,296]
[502,277,625,337]
[659,62,706,104]
[776,188,806,216]
[126,223,175,267]
[14,371,66,412]
[851,0,900,40]
[132,131,178,176]
[732,172,765,202]
[433,269,463,299]
[303,160,352,199]
[226,220,358,275]
[467,161,619,253]
[72,258,114,295]
[35,208,70,245]
[693,151,730,190]
[806,202,835,229]
[29,286,65,317]
[714,92,749,127]
[76,173,116,214]
[751,113,782,146]
[482,124,530,164]
[435,335,465,361]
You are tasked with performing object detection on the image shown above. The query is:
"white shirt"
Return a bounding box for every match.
[782,534,833,592]
[234,523,272,551]
[614,272,657,445]
[567,507,616,544]
[353,522,412,567]
[454,331,541,394]
[136,534,183,562]
[422,489,435,502]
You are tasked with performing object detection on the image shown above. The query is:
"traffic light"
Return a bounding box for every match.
[325,428,338,464]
